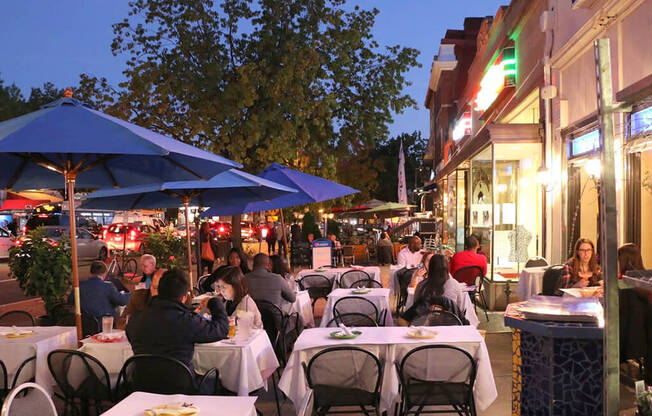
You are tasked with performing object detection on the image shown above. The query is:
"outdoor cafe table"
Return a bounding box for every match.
[514,267,548,300]
[405,287,480,327]
[101,392,257,416]
[296,266,381,289]
[319,288,393,327]
[0,326,77,394]
[278,326,497,415]
[80,329,279,396]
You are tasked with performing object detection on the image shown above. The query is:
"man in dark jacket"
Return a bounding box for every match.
[70,261,130,323]
[245,254,296,310]
[126,269,229,374]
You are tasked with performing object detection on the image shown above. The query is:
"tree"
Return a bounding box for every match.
[0,77,65,122]
[371,131,427,203]
[77,0,419,202]
[301,211,322,240]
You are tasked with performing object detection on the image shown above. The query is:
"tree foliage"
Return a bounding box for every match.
[0,78,64,122]
[371,130,427,203]
[75,0,419,202]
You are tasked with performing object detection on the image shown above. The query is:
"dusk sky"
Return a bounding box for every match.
[0,1,506,140]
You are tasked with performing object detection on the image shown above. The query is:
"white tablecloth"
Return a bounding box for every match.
[80,329,279,396]
[291,290,315,328]
[389,265,403,295]
[296,266,381,289]
[0,326,77,394]
[278,326,496,415]
[100,392,257,416]
[405,287,480,327]
[514,267,547,300]
[319,288,393,327]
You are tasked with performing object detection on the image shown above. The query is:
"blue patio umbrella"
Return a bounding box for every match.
[201,163,359,257]
[0,94,240,341]
[82,169,297,278]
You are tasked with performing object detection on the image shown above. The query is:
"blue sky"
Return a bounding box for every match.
[0,0,506,139]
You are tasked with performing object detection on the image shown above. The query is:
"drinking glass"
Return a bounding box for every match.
[227,317,236,339]
[101,316,114,333]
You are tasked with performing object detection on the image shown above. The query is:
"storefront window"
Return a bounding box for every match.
[641,149,652,262]
[456,170,467,252]
[443,172,457,247]
[492,143,542,277]
[470,146,492,263]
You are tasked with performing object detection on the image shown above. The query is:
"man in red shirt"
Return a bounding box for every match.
[450,235,487,277]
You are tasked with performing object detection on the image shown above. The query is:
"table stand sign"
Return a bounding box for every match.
[312,239,332,269]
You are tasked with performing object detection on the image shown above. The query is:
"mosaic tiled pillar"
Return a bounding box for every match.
[519,331,603,415]
[511,329,522,416]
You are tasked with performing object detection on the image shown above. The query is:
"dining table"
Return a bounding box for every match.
[319,288,393,327]
[278,326,497,416]
[514,267,548,300]
[0,326,77,394]
[80,329,279,396]
[295,266,381,289]
[290,290,315,328]
[100,391,258,416]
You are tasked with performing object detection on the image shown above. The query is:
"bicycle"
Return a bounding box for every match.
[107,249,139,280]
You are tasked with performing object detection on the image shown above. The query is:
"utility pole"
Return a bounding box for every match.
[595,38,628,415]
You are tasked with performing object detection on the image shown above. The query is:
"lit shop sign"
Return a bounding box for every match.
[568,130,600,159]
[631,106,652,136]
[452,112,472,141]
[474,47,516,112]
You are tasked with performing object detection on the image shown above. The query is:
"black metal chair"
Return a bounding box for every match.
[409,309,463,326]
[0,311,34,327]
[452,266,488,321]
[396,345,477,416]
[56,312,100,338]
[525,257,549,268]
[539,265,565,296]
[0,360,7,402]
[303,346,383,415]
[396,267,418,314]
[115,354,219,400]
[10,357,36,391]
[339,270,372,288]
[327,313,378,328]
[47,349,114,416]
[350,278,383,289]
[333,296,379,325]
[196,274,212,294]
[297,275,332,310]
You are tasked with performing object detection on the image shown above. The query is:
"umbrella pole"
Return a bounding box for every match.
[280,209,290,264]
[66,173,83,343]
[183,200,194,289]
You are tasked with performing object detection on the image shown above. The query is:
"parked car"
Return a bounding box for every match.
[111,213,165,231]
[0,227,15,259]
[175,224,197,238]
[208,220,232,240]
[240,221,257,241]
[103,223,157,253]
[16,226,108,260]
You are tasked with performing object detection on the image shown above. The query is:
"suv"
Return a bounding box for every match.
[111,213,165,231]
[104,223,156,253]
[208,220,232,240]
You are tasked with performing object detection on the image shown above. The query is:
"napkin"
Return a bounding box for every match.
[338,323,353,336]
[143,402,198,416]
[0,326,33,336]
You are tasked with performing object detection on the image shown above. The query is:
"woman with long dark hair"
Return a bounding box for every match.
[227,247,251,275]
[215,266,262,328]
[618,243,645,278]
[399,254,468,326]
[561,237,602,288]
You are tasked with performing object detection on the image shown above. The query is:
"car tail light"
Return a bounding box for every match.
[14,240,22,247]
[130,230,137,240]
[261,228,268,238]
[219,226,224,233]
[102,230,108,240]
[22,226,27,235]
[49,240,58,247]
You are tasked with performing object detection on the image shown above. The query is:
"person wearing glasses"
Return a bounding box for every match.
[561,237,602,288]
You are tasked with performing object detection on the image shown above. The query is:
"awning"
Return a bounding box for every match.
[435,123,540,182]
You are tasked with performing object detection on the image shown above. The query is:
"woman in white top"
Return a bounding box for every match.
[215,266,263,329]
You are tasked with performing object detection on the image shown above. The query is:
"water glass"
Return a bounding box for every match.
[101,316,114,333]
[228,316,236,339]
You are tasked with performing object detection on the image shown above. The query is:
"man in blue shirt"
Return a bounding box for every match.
[70,261,131,322]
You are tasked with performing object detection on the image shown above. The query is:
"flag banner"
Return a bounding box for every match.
[398,140,408,204]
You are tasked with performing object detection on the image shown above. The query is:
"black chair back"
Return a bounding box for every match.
[333,296,379,323]
[47,349,113,414]
[339,270,371,288]
[56,313,100,338]
[0,360,7,401]
[397,345,477,415]
[115,354,197,400]
[452,266,483,286]
[304,346,382,413]
[327,312,378,327]
[297,275,332,307]
[0,311,34,327]
[410,309,463,326]
[540,265,565,296]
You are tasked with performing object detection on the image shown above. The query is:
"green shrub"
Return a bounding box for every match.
[301,212,322,240]
[143,229,188,270]
[9,227,72,316]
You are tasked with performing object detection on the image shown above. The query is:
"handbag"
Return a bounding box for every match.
[201,240,215,262]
